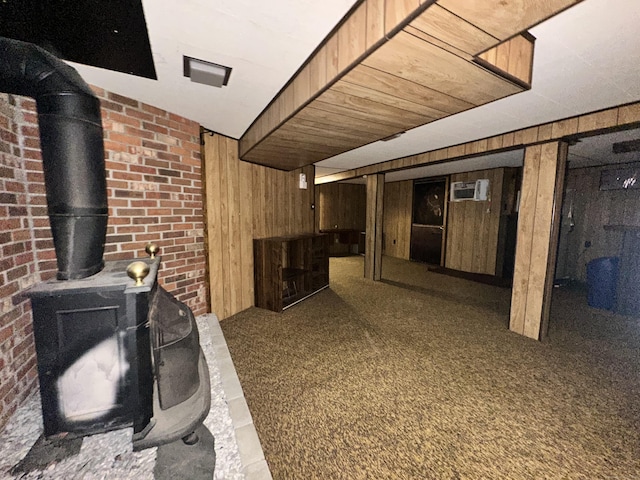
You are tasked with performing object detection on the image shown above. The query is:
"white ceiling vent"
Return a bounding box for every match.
[183,56,232,88]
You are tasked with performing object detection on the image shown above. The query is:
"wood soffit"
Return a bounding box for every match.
[239,0,584,171]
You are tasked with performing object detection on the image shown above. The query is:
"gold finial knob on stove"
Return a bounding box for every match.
[145,243,159,258]
[127,261,150,287]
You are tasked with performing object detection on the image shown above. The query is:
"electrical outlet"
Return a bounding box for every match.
[585,240,592,248]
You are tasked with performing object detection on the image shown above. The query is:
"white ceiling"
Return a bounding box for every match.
[69,0,640,181]
[71,0,357,139]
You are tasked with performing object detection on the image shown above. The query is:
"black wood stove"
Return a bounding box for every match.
[25,254,211,449]
[0,37,211,451]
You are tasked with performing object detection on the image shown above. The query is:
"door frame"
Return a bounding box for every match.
[410,176,449,266]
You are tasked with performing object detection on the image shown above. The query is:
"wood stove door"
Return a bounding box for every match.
[30,288,152,438]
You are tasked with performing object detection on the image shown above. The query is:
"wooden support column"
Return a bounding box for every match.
[365,174,385,280]
[510,141,568,340]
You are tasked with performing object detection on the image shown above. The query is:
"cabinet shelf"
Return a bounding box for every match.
[254,233,329,312]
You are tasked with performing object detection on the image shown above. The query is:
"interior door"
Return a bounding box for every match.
[410,179,447,265]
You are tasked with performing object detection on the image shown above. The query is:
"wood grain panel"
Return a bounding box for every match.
[225,131,242,316]
[249,132,343,156]
[317,101,640,185]
[409,4,498,55]
[385,0,421,35]
[338,2,367,72]
[218,136,232,318]
[523,142,564,339]
[317,84,439,125]
[459,199,475,272]
[366,0,385,49]
[309,97,415,130]
[297,106,402,137]
[203,134,224,317]
[510,141,565,340]
[362,31,522,106]
[202,134,315,319]
[365,174,385,280]
[403,25,473,60]
[279,114,384,144]
[539,142,568,338]
[239,160,254,309]
[241,0,415,160]
[383,180,412,259]
[485,168,505,273]
[343,65,475,114]
[556,161,640,283]
[445,169,507,275]
[318,183,367,231]
[510,146,540,336]
[437,0,584,40]
[240,0,584,170]
[477,33,534,86]
[242,142,330,171]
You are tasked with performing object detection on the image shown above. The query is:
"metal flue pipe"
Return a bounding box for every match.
[0,37,107,280]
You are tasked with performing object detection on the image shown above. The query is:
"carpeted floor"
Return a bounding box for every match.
[220,256,640,479]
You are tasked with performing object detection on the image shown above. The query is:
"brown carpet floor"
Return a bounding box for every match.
[221,256,640,479]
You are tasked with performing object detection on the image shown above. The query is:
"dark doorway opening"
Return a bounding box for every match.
[410,178,447,265]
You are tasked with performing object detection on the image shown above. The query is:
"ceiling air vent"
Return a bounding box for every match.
[183,56,231,88]
[612,138,640,154]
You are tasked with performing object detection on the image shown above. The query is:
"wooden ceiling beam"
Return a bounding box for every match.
[239,0,583,170]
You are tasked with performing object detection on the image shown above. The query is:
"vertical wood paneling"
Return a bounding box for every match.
[477,33,534,86]
[510,147,540,336]
[522,143,561,338]
[338,3,368,72]
[204,136,224,317]
[385,0,420,35]
[556,161,640,283]
[365,174,385,280]
[218,137,232,319]
[445,168,507,275]
[383,180,412,259]
[239,160,254,310]
[459,199,475,272]
[366,0,386,49]
[485,168,504,273]
[539,142,568,338]
[317,183,367,231]
[226,135,242,316]
[510,141,566,340]
[202,134,315,319]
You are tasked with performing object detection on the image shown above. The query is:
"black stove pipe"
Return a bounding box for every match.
[0,37,107,280]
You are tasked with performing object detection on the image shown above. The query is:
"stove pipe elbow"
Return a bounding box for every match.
[0,37,108,280]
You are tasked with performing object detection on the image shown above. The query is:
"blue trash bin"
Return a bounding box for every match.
[586,256,619,310]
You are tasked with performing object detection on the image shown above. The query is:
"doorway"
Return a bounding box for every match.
[410,178,447,265]
[553,128,640,320]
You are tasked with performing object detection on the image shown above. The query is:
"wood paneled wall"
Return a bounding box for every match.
[510,142,567,340]
[556,162,640,283]
[202,133,314,319]
[382,180,412,259]
[316,102,640,184]
[316,183,367,231]
[365,174,385,280]
[445,168,506,275]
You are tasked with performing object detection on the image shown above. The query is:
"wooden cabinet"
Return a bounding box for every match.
[254,233,329,312]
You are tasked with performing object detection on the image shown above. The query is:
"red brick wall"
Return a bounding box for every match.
[0,88,207,432]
